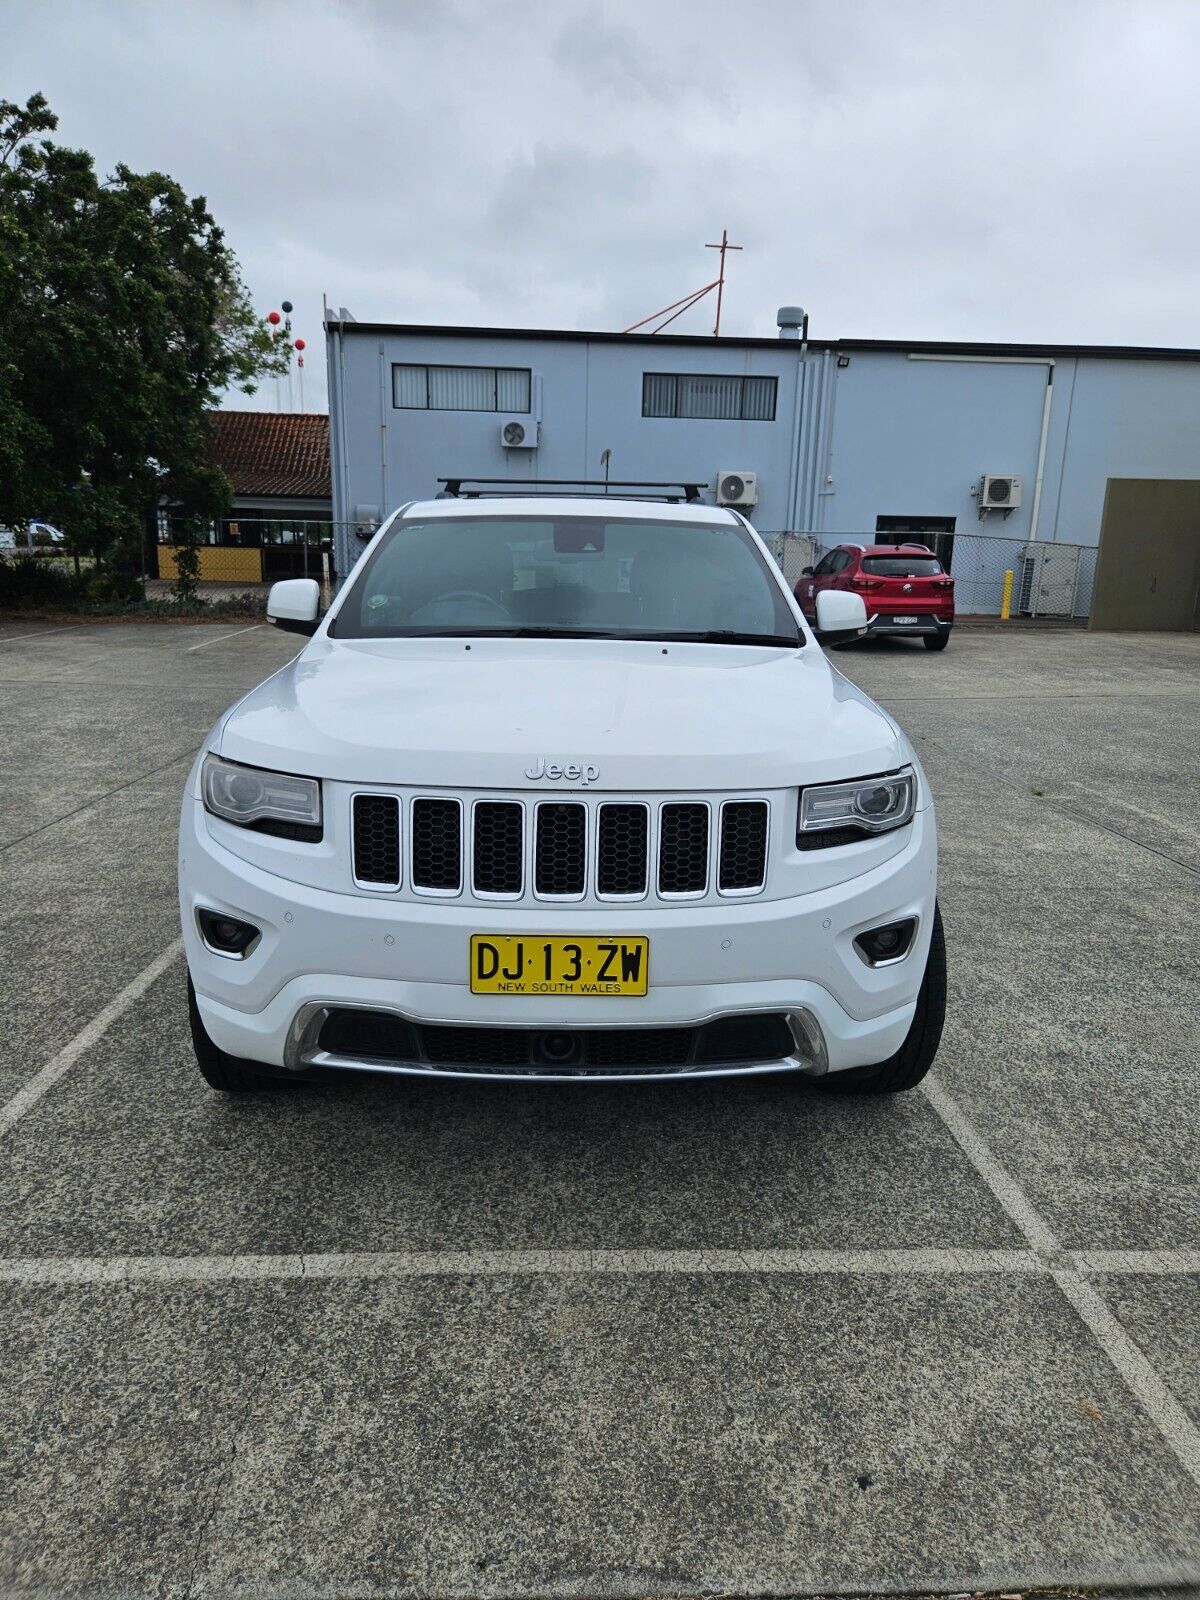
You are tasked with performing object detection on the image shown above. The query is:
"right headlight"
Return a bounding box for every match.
[202,754,322,839]
[798,768,916,840]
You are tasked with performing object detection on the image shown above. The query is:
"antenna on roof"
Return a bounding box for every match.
[704,229,742,337]
[622,230,742,336]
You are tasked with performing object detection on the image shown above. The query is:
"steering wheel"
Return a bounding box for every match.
[430,590,511,618]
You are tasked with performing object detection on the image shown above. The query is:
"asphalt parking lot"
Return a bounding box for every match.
[1,618,1197,1599]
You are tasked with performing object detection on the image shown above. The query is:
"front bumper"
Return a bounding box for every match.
[180,799,937,1081]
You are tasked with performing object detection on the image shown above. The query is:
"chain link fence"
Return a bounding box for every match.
[759,532,821,588]
[759,529,1097,619]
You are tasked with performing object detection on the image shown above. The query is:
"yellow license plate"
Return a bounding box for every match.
[470,935,649,997]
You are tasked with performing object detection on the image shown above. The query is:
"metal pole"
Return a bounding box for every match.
[713,229,726,336]
[1027,366,1054,544]
[705,229,743,336]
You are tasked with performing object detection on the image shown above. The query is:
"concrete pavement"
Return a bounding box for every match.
[0,620,1197,1597]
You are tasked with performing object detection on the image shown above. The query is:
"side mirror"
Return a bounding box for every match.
[800,565,814,577]
[267,577,321,636]
[814,588,868,643]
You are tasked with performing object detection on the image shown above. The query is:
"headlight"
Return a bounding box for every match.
[798,768,915,840]
[202,754,322,838]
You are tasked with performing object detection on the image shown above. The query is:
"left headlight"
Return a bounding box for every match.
[798,767,916,840]
[202,754,322,839]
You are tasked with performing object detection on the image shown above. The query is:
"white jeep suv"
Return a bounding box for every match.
[179,490,944,1093]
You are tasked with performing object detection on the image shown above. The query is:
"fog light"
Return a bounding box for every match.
[854,917,917,966]
[197,908,261,958]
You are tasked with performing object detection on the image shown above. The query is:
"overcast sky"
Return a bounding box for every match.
[5,0,1200,412]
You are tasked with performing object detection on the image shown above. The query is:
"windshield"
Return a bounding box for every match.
[331,515,801,644]
[862,555,943,577]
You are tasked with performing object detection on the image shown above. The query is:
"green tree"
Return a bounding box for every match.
[0,92,286,577]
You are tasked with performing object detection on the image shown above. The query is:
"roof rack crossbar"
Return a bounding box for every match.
[438,477,708,503]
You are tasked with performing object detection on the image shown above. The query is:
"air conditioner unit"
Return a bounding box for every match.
[1018,542,1082,618]
[716,469,757,507]
[979,473,1022,512]
[499,418,538,450]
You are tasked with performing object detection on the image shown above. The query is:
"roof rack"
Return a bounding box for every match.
[437,477,708,503]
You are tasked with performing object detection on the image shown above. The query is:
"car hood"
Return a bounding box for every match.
[215,636,905,791]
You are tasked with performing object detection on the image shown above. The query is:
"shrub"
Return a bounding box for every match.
[83,569,144,603]
[0,556,83,609]
[203,590,268,619]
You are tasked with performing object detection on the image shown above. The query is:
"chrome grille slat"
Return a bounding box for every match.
[411,797,463,893]
[597,803,649,898]
[535,801,587,897]
[718,800,769,893]
[658,802,710,896]
[352,794,400,888]
[472,801,524,896]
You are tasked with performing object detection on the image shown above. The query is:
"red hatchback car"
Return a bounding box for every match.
[795,543,955,650]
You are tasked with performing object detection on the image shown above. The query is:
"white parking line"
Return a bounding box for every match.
[0,1245,1196,1288]
[0,625,80,644]
[0,1248,1043,1284]
[922,1076,1200,1489]
[0,941,182,1140]
[1053,1269,1200,1485]
[1075,1249,1200,1275]
[185,624,262,651]
[922,1077,1060,1254]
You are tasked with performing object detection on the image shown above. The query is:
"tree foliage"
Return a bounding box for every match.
[0,93,286,565]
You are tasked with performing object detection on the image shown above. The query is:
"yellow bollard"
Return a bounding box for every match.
[1000,568,1014,621]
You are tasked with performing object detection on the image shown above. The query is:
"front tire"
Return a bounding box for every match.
[923,630,951,651]
[188,974,289,1093]
[817,903,946,1094]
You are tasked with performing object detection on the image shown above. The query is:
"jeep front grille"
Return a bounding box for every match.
[351,792,769,901]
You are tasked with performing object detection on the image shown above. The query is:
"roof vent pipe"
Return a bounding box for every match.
[777,306,806,340]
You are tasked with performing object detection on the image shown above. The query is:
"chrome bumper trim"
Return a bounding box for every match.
[282,1001,831,1083]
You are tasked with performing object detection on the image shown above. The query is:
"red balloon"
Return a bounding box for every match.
[267,310,281,325]
[294,338,306,350]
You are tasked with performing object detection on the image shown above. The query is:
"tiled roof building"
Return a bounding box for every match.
[207,411,331,510]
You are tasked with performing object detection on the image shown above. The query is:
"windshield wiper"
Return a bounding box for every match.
[663,630,802,647]
[397,626,628,640]
[374,626,800,645]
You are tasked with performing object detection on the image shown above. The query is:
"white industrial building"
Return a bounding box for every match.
[324,308,1200,622]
